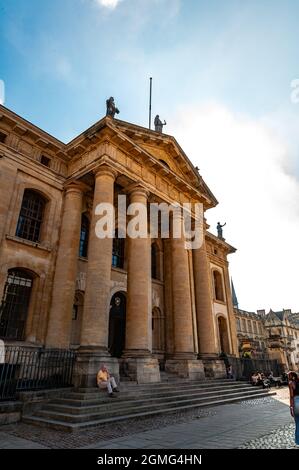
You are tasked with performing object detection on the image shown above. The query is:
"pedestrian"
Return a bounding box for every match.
[97,364,120,398]
[227,364,234,379]
[288,371,299,445]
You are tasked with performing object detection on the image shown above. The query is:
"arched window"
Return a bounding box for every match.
[218,316,230,354]
[16,190,46,242]
[213,270,225,302]
[112,230,125,269]
[0,269,33,340]
[79,214,89,258]
[151,243,158,279]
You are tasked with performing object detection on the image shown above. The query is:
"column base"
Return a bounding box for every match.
[198,354,227,379]
[165,359,205,380]
[73,347,119,388]
[122,355,161,383]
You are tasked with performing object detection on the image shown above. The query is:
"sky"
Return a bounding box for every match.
[1,0,299,312]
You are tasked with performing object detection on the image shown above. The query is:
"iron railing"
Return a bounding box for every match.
[0,346,75,401]
[227,356,283,380]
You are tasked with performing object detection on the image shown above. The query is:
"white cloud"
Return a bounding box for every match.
[170,103,299,312]
[95,0,122,9]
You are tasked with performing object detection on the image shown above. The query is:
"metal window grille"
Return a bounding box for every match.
[151,244,158,279]
[112,233,125,269]
[0,270,33,341]
[79,214,89,258]
[16,190,45,243]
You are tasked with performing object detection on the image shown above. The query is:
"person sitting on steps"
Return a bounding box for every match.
[97,364,120,398]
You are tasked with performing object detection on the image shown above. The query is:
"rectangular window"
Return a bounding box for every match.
[40,155,51,167]
[0,270,33,340]
[0,131,7,143]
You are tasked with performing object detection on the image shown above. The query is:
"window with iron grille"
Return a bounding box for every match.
[16,190,46,242]
[79,214,89,258]
[112,231,125,269]
[0,269,33,341]
[151,243,158,279]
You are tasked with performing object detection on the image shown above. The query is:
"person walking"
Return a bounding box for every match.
[288,371,299,445]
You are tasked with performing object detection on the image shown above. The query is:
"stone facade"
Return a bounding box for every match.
[235,308,299,371]
[0,105,239,384]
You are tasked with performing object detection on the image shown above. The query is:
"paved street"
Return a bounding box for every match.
[0,388,298,449]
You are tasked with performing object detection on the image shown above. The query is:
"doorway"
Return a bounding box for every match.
[108,292,126,358]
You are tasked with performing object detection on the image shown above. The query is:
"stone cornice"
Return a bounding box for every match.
[0,104,67,159]
[206,231,237,254]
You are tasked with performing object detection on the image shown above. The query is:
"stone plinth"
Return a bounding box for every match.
[200,355,227,379]
[122,356,161,384]
[73,348,120,388]
[165,359,205,380]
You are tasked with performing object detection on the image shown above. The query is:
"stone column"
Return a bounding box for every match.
[165,214,204,380]
[75,166,119,387]
[193,238,226,378]
[163,239,174,357]
[123,186,160,383]
[45,183,84,348]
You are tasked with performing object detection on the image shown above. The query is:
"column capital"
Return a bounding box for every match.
[127,184,149,200]
[64,180,89,196]
[94,165,118,180]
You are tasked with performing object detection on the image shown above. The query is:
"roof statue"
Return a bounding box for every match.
[106,97,120,118]
[154,115,167,133]
[217,222,226,240]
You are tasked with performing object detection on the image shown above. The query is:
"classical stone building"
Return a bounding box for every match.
[0,104,239,385]
[234,308,299,371]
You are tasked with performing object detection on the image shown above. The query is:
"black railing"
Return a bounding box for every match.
[227,357,283,381]
[0,346,75,401]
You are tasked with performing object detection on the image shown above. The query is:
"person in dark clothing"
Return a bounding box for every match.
[288,371,299,445]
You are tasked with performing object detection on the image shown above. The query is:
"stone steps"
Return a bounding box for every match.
[53,383,256,403]
[42,385,259,415]
[33,388,273,424]
[65,380,240,400]
[22,379,276,432]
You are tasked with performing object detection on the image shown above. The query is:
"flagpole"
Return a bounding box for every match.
[149,77,152,129]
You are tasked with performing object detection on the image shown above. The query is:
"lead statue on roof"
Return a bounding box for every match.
[106,97,120,118]
[154,115,167,133]
[217,222,226,239]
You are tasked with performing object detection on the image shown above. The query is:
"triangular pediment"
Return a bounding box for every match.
[110,118,218,207]
[65,116,218,207]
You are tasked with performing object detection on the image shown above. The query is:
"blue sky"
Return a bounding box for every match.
[1,0,299,311]
[1,0,299,139]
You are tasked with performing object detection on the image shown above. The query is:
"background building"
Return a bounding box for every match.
[234,307,299,371]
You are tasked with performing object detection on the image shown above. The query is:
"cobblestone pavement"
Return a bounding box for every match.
[0,388,297,449]
[239,423,298,449]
